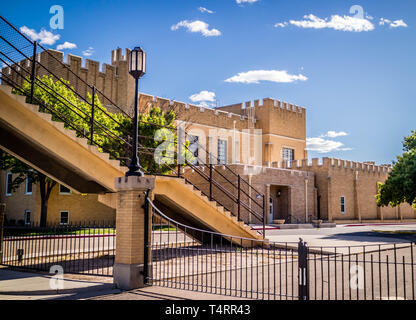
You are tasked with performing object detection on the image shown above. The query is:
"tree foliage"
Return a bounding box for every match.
[376,130,416,208]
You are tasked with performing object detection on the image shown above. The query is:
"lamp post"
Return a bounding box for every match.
[126,46,146,177]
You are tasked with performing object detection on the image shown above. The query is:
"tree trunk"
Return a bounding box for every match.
[39,173,56,227]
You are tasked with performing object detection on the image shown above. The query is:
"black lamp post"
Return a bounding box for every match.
[126,46,146,177]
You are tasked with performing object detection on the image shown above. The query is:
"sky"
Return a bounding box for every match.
[2,0,415,165]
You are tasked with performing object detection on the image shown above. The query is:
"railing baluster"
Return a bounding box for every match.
[90,86,95,145]
[29,41,37,104]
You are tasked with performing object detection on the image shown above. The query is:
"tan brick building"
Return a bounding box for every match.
[1,48,415,225]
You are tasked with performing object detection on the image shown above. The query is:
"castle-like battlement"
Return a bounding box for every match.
[271,157,392,175]
[137,93,251,125]
[2,48,135,113]
[219,98,305,116]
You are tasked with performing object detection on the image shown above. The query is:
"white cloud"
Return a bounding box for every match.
[286,14,375,32]
[20,26,60,45]
[306,137,352,153]
[189,90,216,107]
[198,7,214,14]
[225,69,307,84]
[171,20,221,37]
[379,18,390,26]
[380,18,408,28]
[189,90,216,102]
[82,47,94,57]
[56,41,77,50]
[274,22,288,28]
[390,20,408,28]
[321,131,348,138]
[236,0,259,3]
[307,131,351,153]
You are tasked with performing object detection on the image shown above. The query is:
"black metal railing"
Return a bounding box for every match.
[0,14,266,236]
[1,221,116,277]
[307,242,416,300]
[146,197,416,300]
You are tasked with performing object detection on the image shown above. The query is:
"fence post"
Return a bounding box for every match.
[90,86,95,145]
[298,238,310,300]
[262,195,266,239]
[0,203,5,264]
[209,164,213,201]
[29,41,37,104]
[237,175,241,221]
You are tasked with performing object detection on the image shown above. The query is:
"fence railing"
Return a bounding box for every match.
[146,196,416,300]
[1,221,116,277]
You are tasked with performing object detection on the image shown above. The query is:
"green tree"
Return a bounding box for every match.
[376,130,416,208]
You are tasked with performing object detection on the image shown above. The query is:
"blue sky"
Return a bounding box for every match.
[3,0,415,164]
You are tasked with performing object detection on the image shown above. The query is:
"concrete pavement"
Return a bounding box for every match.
[0,267,248,300]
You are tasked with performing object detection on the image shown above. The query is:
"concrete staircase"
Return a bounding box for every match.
[0,84,264,243]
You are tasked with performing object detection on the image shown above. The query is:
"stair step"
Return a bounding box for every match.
[38,112,52,122]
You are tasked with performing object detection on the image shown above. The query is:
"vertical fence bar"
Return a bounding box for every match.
[209,164,213,201]
[298,239,309,300]
[89,86,95,145]
[262,196,266,239]
[411,243,415,300]
[237,175,241,221]
[0,204,5,264]
[29,41,37,104]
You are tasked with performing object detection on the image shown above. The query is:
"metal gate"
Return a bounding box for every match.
[146,197,300,300]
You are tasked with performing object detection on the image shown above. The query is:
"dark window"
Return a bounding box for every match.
[25,174,33,194]
[60,211,69,225]
[218,139,227,164]
[24,210,31,225]
[6,172,12,195]
[59,185,71,194]
[282,148,295,162]
[341,197,345,213]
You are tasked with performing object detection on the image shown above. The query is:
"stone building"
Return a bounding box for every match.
[1,48,415,225]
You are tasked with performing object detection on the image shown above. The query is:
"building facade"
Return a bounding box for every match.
[1,48,415,225]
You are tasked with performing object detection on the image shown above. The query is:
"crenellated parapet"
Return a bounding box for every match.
[137,94,252,129]
[1,48,135,114]
[271,157,392,176]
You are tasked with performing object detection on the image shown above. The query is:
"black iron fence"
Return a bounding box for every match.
[0,222,115,277]
[146,197,416,300]
[307,243,416,300]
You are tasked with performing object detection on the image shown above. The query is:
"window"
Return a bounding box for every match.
[340,196,346,214]
[59,184,71,195]
[60,211,69,225]
[218,139,227,164]
[5,172,12,196]
[24,210,31,225]
[187,134,199,165]
[234,140,240,164]
[25,174,33,195]
[282,148,295,162]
